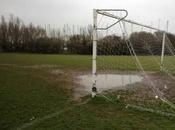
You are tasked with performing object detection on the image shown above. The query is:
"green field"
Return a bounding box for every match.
[0,53,175,130]
[0,53,175,71]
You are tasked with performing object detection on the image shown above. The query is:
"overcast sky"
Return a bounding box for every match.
[0,0,175,33]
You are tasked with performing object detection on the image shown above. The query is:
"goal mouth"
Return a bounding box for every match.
[92,9,175,116]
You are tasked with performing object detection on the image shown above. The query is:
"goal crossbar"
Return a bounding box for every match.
[97,9,166,33]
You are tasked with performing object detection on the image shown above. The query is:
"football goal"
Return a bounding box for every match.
[92,9,175,115]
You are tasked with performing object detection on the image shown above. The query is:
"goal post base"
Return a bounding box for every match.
[92,85,97,98]
[91,91,97,98]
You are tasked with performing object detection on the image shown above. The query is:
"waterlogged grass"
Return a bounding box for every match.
[0,53,91,69]
[0,53,175,72]
[0,66,74,129]
[0,53,175,129]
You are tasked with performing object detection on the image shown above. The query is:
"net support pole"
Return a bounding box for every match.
[160,32,166,71]
[92,9,97,97]
[160,21,169,71]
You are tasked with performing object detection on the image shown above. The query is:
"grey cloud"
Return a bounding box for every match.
[0,0,174,33]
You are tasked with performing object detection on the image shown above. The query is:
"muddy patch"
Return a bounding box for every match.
[50,69,64,75]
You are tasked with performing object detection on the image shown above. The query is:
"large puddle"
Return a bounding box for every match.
[76,74,143,96]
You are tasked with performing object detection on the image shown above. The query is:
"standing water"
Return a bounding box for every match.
[77,74,143,93]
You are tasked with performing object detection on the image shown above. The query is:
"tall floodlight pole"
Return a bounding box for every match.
[166,21,169,32]
[131,23,133,33]
[92,9,97,97]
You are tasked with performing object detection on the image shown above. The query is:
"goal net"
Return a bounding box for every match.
[92,9,175,116]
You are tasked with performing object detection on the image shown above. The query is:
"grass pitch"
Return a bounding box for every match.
[0,53,175,130]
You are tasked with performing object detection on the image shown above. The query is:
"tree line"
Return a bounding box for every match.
[0,15,64,53]
[99,31,175,55]
[0,15,175,55]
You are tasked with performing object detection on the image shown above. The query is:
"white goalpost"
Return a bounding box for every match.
[92,9,98,97]
[92,9,175,114]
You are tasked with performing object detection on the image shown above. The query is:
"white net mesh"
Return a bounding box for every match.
[94,10,175,116]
